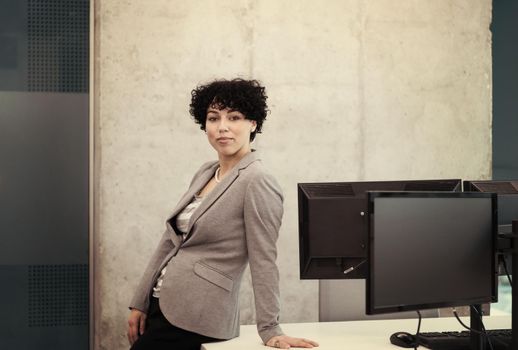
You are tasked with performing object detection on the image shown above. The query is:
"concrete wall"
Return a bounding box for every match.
[94,1,492,349]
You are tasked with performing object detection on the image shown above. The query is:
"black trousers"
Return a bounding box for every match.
[130,297,222,350]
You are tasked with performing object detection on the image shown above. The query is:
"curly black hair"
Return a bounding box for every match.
[189,78,269,141]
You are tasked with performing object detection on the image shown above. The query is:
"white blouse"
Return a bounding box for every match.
[152,195,203,298]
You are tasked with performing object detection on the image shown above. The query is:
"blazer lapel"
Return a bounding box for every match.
[165,162,219,246]
[185,151,260,236]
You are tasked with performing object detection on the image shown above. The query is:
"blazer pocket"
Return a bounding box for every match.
[194,262,234,292]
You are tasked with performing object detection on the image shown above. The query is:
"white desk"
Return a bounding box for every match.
[202,316,511,350]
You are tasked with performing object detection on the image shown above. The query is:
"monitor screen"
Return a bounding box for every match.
[298,179,461,279]
[366,192,498,315]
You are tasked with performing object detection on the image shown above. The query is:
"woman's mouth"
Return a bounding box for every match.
[217,137,233,144]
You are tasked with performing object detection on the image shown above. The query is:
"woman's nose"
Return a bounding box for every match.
[218,119,229,132]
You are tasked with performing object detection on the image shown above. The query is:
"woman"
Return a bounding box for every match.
[127,78,318,350]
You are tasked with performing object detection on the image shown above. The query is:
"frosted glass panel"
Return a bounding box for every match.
[0,0,89,348]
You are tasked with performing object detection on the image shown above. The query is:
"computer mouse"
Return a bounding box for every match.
[390,331,417,348]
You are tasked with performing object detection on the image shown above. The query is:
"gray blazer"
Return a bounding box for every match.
[129,151,284,343]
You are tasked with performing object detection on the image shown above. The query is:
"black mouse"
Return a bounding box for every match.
[390,332,418,348]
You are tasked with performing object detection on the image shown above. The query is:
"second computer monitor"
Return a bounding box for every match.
[366,191,498,315]
[464,180,518,226]
[464,180,518,275]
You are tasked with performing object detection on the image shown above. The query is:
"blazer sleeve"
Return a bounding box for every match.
[243,172,285,344]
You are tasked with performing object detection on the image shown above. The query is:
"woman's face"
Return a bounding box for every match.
[205,106,257,161]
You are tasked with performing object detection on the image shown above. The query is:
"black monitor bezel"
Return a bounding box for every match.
[366,191,498,315]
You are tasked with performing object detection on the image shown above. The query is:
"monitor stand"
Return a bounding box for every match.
[470,304,485,350]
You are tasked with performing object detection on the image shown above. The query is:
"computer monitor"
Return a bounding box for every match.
[366,191,498,315]
[464,180,518,276]
[464,180,518,226]
[298,179,461,279]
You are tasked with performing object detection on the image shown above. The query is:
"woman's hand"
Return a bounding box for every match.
[127,309,147,345]
[266,335,319,349]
